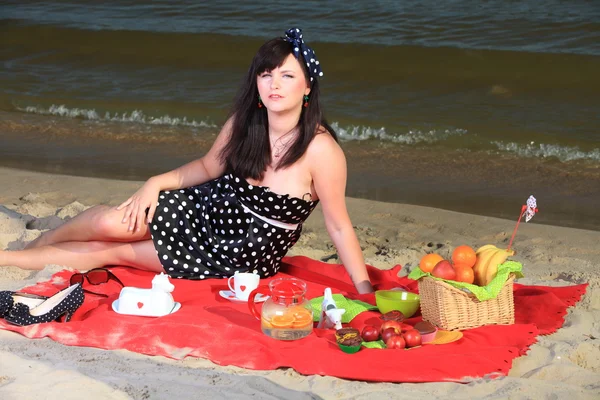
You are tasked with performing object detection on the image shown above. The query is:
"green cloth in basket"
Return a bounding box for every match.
[407,261,524,301]
[310,294,377,323]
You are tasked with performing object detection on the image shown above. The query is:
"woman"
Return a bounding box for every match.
[0,28,374,294]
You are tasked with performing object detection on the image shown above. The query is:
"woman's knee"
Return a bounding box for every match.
[93,206,120,237]
[94,206,148,241]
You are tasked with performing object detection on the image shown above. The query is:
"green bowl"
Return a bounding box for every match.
[338,343,362,354]
[375,290,420,318]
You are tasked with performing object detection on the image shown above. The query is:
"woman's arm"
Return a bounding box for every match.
[309,134,374,294]
[148,118,232,191]
[117,118,232,231]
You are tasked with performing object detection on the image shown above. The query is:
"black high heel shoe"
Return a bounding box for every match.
[0,291,48,318]
[5,284,84,326]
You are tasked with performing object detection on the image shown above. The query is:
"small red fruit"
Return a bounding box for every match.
[386,335,406,349]
[403,329,422,348]
[381,328,398,344]
[380,320,402,334]
[432,259,457,281]
[361,325,380,342]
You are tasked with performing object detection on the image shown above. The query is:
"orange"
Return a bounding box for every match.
[270,313,295,328]
[261,316,273,329]
[292,320,313,329]
[454,266,475,284]
[419,253,444,273]
[292,308,312,323]
[452,245,477,269]
[291,308,313,329]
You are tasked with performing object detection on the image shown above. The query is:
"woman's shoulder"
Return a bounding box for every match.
[306,125,344,160]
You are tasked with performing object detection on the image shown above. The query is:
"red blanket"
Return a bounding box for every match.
[0,256,587,383]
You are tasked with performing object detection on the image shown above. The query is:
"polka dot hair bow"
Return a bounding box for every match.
[283,28,323,82]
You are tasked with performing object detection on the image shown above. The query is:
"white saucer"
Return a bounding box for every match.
[219,290,269,303]
[112,299,181,317]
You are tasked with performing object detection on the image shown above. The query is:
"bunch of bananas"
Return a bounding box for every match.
[472,245,515,286]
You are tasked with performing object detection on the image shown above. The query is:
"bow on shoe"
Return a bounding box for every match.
[0,291,15,318]
[283,28,323,82]
[0,291,49,319]
[7,302,31,319]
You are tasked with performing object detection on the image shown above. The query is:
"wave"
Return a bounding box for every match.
[494,141,600,162]
[331,122,467,145]
[14,104,468,144]
[12,104,600,164]
[16,104,216,128]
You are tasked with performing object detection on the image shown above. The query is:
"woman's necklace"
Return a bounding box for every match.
[271,128,297,158]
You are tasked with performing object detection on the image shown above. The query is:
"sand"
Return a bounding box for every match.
[0,166,599,399]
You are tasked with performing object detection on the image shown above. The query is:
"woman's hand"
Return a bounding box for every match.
[355,280,375,294]
[116,178,162,232]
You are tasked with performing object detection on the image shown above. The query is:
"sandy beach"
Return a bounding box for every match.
[0,166,599,399]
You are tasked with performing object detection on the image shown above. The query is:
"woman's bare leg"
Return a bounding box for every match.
[26,205,150,249]
[1,240,163,272]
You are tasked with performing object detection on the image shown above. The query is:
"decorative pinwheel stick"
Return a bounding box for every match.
[507,196,538,251]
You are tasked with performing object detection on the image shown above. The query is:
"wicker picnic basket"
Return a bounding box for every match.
[418,274,515,331]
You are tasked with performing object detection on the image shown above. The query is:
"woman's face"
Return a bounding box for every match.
[256,54,310,114]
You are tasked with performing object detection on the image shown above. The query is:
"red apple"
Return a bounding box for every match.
[403,329,422,348]
[381,328,398,344]
[386,335,406,349]
[380,320,402,334]
[432,259,456,280]
[361,325,380,342]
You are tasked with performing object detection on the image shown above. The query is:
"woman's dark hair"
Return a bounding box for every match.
[220,37,337,180]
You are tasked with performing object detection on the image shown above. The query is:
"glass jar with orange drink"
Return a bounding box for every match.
[248,277,313,340]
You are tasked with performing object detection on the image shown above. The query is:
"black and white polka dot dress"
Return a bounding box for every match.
[149,173,319,279]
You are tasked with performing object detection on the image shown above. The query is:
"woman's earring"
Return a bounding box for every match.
[303,95,309,108]
[258,95,263,108]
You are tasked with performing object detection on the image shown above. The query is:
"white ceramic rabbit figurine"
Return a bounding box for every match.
[112,272,180,317]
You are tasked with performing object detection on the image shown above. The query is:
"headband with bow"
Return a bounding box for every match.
[282,28,323,83]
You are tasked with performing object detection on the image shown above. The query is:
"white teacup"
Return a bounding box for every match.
[227,272,260,301]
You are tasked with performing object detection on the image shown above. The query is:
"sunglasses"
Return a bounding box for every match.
[70,267,124,297]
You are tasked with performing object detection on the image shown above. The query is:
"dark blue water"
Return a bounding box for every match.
[3,1,600,54]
